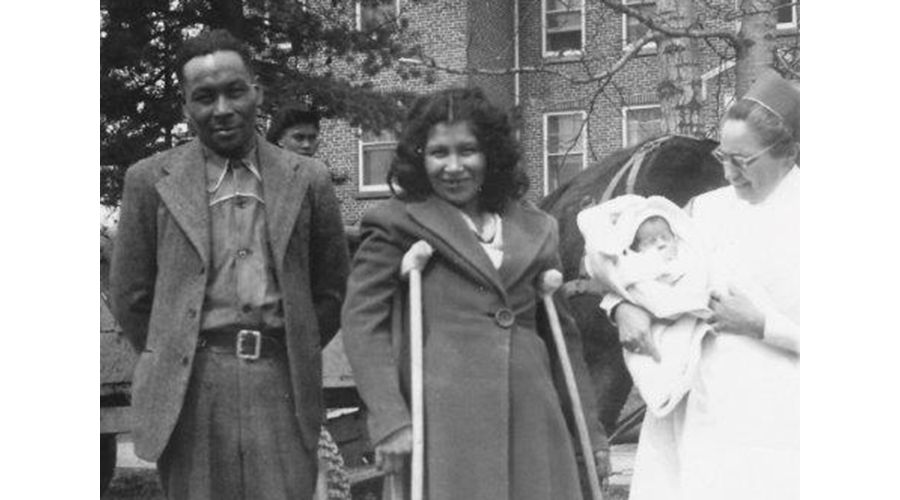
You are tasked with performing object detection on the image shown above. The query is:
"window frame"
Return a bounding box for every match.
[357,128,398,197]
[543,110,588,195]
[621,104,663,148]
[621,0,657,54]
[356,0,401,32]
[775,0,798,30]
[542,0,585,58]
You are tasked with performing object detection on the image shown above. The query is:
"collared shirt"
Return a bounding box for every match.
[199,142,285,332]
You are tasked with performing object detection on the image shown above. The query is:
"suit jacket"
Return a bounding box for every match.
[342,196,605,499]
[110,136,349,461]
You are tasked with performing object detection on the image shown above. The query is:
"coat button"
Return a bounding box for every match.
[187,308,197,319]
[182,356,190,366]
[494,308,514,328]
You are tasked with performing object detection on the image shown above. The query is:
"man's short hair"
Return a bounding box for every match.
[175,29,255,87]
[266,104,322,144]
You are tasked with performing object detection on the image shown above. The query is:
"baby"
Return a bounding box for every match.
[621,215,682,289]
[577,195,712,417]
[632,216,677,261]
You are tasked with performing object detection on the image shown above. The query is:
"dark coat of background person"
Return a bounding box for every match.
[343,195,604,500]
[539,135,727,435]
[110,136,349,461]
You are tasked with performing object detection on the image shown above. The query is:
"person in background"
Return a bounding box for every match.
[267,103,352,500]
[607,69,800,500]
[342,87,610,500]
[267,103,322,157]
[110,29,349,500]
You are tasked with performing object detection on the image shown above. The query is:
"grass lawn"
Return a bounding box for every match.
[104,468,630,500]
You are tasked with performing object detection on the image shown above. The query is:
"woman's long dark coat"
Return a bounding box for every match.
[342,196,605,500]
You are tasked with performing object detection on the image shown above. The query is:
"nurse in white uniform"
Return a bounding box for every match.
[610,69,800,500]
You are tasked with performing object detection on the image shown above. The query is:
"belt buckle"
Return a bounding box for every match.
[236,329,262,361]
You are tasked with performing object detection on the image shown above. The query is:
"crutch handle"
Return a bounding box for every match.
[538,269,564,297]
[401,240,434,279]
[539,269,605,500]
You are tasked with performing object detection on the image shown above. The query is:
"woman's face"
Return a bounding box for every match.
[424,121,486,216]
[718,119,794,204]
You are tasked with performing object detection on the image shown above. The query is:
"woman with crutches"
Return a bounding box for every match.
[342,87,610,500]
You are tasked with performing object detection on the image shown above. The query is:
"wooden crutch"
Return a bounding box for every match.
[387,240,434,500]
[539,269,605,500]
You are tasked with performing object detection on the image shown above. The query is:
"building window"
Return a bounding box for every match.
[358,129,397,195]
[357,0,400,32]
[622,0,656,53]
[775,0,797,30]
[622,105,663,147]
[544,112,587,193]
[543,0,584,56]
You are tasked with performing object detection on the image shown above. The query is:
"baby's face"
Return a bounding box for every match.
[634,217,678,260]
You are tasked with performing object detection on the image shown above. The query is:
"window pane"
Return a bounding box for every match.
[625,2,655,45]
[548,154,583,192]
[548,31,581,53]
[548,114,584,154]
[547,12,580,31]
[547,0,583,11]
[625,107,663,147]
[545,1,582,53]
[776,0,794,24]
[362,145,394,187]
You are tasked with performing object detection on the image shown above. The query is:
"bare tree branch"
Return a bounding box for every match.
[595,0,738,46]
[400,31,660,86]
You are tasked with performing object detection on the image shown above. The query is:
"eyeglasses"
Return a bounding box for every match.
[711,144,775,171]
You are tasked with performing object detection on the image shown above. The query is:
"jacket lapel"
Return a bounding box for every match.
[406,197,506,299]
[498,202,553,290]
[155,140,210,265]
[258,137,308,266]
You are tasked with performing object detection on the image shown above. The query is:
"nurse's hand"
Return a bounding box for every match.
[374,425,412,475]
[709,286,765,339]
[614,302,660,362]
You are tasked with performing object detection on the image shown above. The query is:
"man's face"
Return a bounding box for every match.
[182,50,262,158]
[279,123,320,157]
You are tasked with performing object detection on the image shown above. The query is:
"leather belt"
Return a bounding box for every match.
[197,327,286,361]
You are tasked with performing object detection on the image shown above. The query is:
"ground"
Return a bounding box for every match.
[103,468,631,499]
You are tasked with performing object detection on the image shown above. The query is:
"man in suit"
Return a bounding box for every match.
[110,29,349,500]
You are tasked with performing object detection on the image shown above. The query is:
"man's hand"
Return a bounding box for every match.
[615,302,660,362]
[709,286,765,339]
[374,426,412,475]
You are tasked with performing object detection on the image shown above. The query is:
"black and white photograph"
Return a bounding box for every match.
[89,1,850,499]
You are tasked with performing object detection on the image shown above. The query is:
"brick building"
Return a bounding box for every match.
[310,0,799,226]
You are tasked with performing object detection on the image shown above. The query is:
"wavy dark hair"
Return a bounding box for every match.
[266,104,321,144]
[388,87,529,214]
